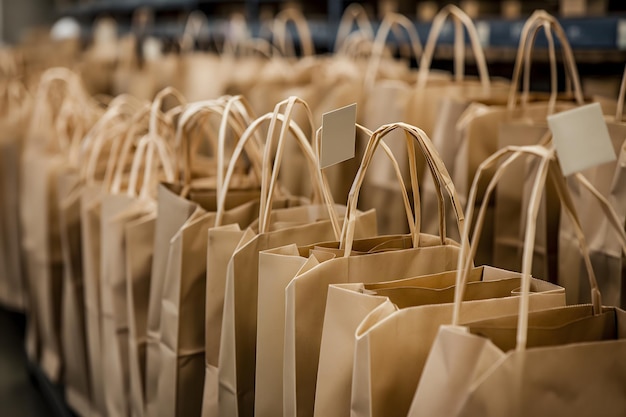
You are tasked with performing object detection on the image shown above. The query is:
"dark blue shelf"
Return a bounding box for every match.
[56,1,626,52]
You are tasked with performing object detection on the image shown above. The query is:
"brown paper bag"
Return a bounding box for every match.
[214,96,378,417]
[94,89,185,417]
[0,76,30,312]
[359,13,424,235]
[125,213,156,417]
[149,97,303,417]
[410,144,626,417]
[559,72,626,306]
[340,269,563,417]
[254,122,411,417]
[142,92,248,417]
[418,6,510,243]
[137,97,276,417]
[282,122,468,417]
[494,14,587,282]
[20,68,98,382]
[450,12,596,267]
[58,170,93,417]
[59,94,143,417]
[81,184,109,417]
[348,146,568,417]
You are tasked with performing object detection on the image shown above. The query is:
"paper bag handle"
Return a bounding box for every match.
[126,132,176,199]
[214,95,264,203]
[508,11,584,113]
[175,96,263,192]
[109,104,173,194]
[364,13,423,88]
[313,124,414,241]
[334,3,375,52]
[416,5,490,93]
[180,10,210,54]
[29,67,90,150]
[258,96,325,233]
[214,111,316,227]
[273,8,315,58]
[342,122,465,256]
[450,145,612,351]
[82,95,144,184]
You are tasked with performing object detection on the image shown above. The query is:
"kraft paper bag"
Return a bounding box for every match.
[347,269,564,417]
[152,99,312,417]
[359,13,424,235]
[217,206,377,417]
[144,184,201,417]
[254,121,410,417]
[558,91,626,306]
[417,7,511,241]
[215,95,377,417]
[145,92,265,416]
[57,171,93,417]
[254,210,378,417]
[450,13,593,267]
[144,185,263,416]
[20,68,98,382]
[156,195,320,417]
[409,141,626,417]
[492,15,589,282]
[412,305,626,417]
[282,122,467,417]
[200,198,317,417]
[126,214,156,417]
[0,78,30,312]
[20,127,65,383]
[100,195,151,417]
[81,184,109,417]
[503,21,625,290]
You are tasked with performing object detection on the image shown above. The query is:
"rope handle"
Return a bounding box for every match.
[341,122,465,257]
[214,111,316,227]
[334,3,375,52]
[364,12,423,88]
[507,11,584,113]
[313,123,414,241]
[450,145,606,352]
[258,96,325,233]
[417,5,490,92]
[272,8,315,58]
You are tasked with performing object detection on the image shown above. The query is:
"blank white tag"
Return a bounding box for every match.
[548,102,616,176]
[320,103,357,169]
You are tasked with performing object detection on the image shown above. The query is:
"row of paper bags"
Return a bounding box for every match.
[0,5,625,417]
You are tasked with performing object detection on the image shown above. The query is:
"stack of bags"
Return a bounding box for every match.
[0,5,624,417]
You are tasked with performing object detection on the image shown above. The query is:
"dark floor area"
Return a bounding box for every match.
[0,308,51,417]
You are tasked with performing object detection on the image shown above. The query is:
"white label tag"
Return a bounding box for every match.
[320,103,357,169]
[548,102,616,176]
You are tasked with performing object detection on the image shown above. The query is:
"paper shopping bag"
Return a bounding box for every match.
[254,121,412,417]
[558,72,626,306]
[20,68,98,382]
[125,213,156,417]
[448,13,596,268]
[348,271,563,417]
[409,142,626,417]
[57,170,93,417]
[0,76,30,312]
[215,96,378,417]
[144,94,264,417]
[282,122,469,417]
[417,6,510,243]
